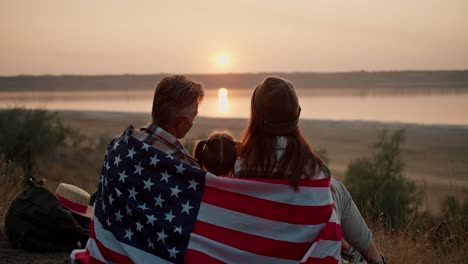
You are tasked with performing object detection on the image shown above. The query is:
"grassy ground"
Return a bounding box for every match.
[1,110,467,263]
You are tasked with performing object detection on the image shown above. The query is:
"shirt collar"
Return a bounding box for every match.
[142,123,177,143]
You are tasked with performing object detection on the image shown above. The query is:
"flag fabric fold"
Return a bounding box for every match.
[71,126,342,264]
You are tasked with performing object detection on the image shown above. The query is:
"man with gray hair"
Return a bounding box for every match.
[132,75,204,166]
[70,75,205,263]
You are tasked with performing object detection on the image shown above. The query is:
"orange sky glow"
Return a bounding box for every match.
[1,0,467,75]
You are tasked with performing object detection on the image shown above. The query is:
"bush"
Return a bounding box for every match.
[0,108,68,179]
[345,129,421,227]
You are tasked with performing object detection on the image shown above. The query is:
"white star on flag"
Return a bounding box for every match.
[135,221,144,232]
[127,147,136,159]
[147,238,154,249]
[124,228,134,240]
[170,185,182,198]
[141,142,151,151]
[114,155,122,166]
[143,178,154,190]
[181,201,193,215]
[150,154,160,166]
[125,204,132,215]
[168,246,179,259]
[137,203,148,211]
[134,162,144,175]
[115,210,123,222]
[146,214,157,226]
[164,210,175,223]
[113,140,120,150]
[157,229,168,243]
[154,194,165,208]
[175,163,186,174]
[160,171,171,183]
[188,178,199,190]
[118,170,128,182]
[174,226,182,234]
[128,187,138,200]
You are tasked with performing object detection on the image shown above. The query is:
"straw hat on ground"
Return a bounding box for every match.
[55,183,93,219]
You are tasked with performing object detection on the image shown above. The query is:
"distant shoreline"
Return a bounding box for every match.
[2,108,468,129]
[1,70,468,91]
[55,109,468,130]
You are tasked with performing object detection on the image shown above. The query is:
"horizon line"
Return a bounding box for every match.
[1,69,468,78]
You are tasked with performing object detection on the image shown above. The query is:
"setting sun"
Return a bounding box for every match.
[216,55,230,66]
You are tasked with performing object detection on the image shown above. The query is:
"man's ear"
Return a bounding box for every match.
[176,115,188,128]
[174,115,190,138]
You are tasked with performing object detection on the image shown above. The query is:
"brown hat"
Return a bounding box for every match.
[251,76,301,135]
[55,183,93,218]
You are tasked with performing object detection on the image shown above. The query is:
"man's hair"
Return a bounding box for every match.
[151,75,204,125]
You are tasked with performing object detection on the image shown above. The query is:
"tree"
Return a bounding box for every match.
[0,108,68,179]
[345,129,421,227]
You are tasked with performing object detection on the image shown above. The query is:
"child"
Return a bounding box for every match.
[193,131,237,176]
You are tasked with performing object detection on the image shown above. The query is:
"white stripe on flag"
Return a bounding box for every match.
[301,239,341,261]
[187,233,299,264]
[87,238,109,263]
[198,202,327,243]
[206,173,333,206]
[330,209,340,224]
[92,217,173,264]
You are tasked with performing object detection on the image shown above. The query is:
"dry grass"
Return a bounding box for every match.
[370,214,468,263]
[0,157,25,239]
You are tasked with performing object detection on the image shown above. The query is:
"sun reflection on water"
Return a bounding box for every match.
[218,88,228,114]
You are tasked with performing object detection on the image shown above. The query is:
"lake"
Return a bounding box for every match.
[1,88,468,126]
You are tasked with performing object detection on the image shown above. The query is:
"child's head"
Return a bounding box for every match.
[193,131,237,176]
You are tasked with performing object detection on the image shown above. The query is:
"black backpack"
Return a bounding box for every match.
[5,177,90,252]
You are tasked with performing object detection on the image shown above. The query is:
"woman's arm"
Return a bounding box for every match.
[361,241,386,263]
[331,178,386,263]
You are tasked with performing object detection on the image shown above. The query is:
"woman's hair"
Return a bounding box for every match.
[237,119,323,190]
[193,131,237,176]
[237,76,323,191]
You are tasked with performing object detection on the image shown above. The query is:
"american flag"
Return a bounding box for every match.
[71,127,342,264]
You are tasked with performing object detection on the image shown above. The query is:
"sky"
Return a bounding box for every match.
[1,0,467,75]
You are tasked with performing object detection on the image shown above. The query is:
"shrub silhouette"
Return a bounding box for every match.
[345,129,421,227]
[0,108,68,180]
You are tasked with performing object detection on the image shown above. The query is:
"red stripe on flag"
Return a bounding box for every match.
[314,222,342,242]
[88,256,107,264]
[89,221,134,264]
[192,221,312,260]
[184,249,226,264]
[202,186,334,225]
[231,177,331,187]
[73,250,93,264]
[302,256,339,264]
